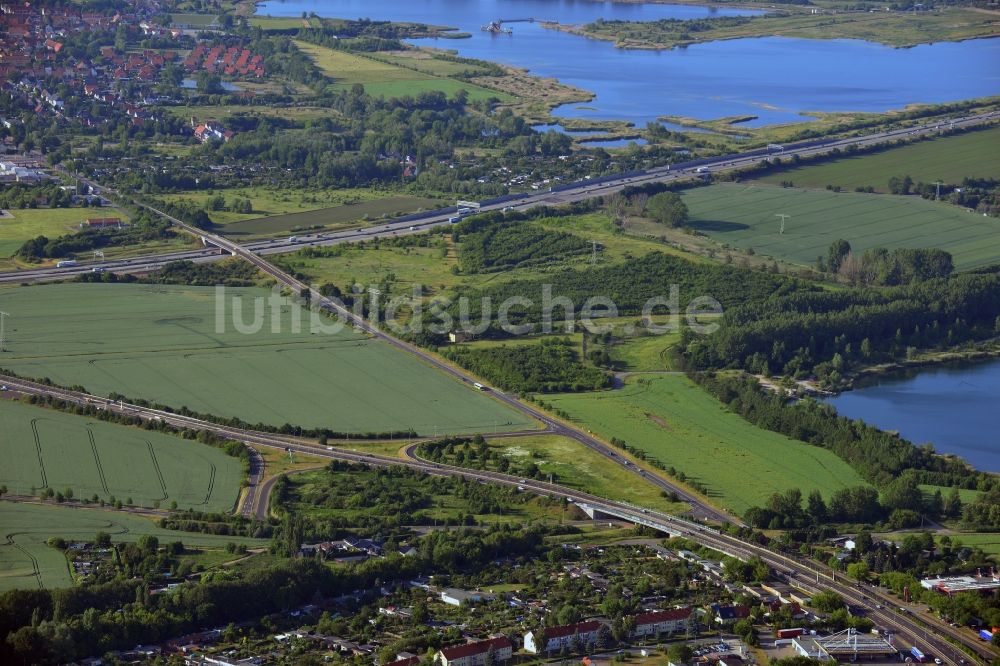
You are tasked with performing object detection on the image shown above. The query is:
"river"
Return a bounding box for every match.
[258,0,1000,126]
[824,358,1000,473]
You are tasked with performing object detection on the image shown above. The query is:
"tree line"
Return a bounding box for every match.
[682,271,1000,382]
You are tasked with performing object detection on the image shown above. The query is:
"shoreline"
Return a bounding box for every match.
[838,344,1000,394]
[540,11,1000,52]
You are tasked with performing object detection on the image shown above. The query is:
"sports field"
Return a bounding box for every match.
[756,126,1000,191]
[0,400,242,511]
[0,283,533,435]
[0,208,108,258]
[293,41,507,101]
[544,375,868,515]
[0,502,267,591]
[683,184,1000,271]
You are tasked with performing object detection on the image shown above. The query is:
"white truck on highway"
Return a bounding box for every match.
[56,260,78,268]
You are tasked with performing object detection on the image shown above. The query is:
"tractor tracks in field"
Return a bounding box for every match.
[88,429,110,495]
[202,464,216,505]
[146,441,169,501]
[29,419,48,489]
[4,533,42,589]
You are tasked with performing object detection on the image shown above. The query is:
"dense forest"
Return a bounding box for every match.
[682,271,1000,382]
[441,338,612,393]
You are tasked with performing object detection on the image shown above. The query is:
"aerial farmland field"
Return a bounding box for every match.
[0,400,243,511]
[544,375,868,515]
[683,183,1000,271]
[0,283,534,435]
[0,502,267,591]
[755,125,1000,191]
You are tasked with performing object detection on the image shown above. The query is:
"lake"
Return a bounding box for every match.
[824,358,1000,473]
[259,0,1000,126]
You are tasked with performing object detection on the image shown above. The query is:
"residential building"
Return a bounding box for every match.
[523,620,604,654]
[632,607,693,639]
[434,637,512,666]
[712,604,751,625]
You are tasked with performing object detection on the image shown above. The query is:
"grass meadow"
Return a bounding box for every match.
[293,41,508,102]
[683,184,1000,271]
[0,283,534,435]
[220,196,444,237]
[0,502,267,591]
[0,208,120,258]
[486,434,688,514]
[756,125,1000,191]
[163,187,444,233]
[0,400,243,511]
[544,375,868,515]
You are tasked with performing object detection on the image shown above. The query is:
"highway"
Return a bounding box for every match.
[2,110,996,285]
[0,373,993,666]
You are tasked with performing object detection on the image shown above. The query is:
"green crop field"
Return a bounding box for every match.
[683,183,1000,271]
[0,208,118,258]
[0,400,243,511]
[544,375,868,515]
[0,502,267,591]
[293,41,508,102]
[756,126,1000,191]
[220,195,445,237]
[0,283,533,435]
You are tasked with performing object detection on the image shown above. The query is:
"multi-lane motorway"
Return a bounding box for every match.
[2,110,996,285]
[0,373,993,666]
